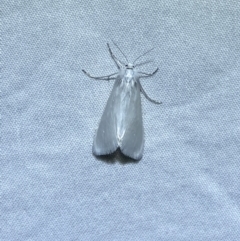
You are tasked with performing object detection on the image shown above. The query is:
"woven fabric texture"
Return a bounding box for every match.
[1,1,240,240]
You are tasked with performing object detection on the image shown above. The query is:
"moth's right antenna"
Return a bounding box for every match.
[133,48,154,65]
[134,60,153,68]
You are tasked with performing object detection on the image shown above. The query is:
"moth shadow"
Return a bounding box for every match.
[95,148,140,164]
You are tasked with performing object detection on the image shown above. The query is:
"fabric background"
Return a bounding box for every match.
[1,0,240,240]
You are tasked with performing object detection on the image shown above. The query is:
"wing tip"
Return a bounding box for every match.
[120,147,143,161]
[92,143,118,156]
[92,145,143,161]
[125,153,143,161]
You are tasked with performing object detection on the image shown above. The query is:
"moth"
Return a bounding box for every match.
[82,42,161,160]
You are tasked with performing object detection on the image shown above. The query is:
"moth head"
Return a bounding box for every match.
[125,63,134,69]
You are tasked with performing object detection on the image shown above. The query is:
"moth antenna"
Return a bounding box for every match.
[134,60,153,68]
[133,48,154,65]
[111,40,129,63]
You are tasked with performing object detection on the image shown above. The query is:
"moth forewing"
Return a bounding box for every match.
[119,78,144,160]
[92,79,119,156]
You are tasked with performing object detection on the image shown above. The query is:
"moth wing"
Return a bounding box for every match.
[120,81,144,160]
[92,81,119,156]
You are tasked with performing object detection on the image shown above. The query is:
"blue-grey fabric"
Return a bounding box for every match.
[1,1,240,240]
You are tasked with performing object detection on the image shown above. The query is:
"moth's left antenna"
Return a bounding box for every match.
[111,40,129,63]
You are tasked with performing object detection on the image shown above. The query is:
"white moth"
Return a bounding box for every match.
[82,42,161,160]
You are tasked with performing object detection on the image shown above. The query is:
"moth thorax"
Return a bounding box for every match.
[123,75,135,86]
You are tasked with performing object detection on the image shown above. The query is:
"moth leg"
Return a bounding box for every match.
[107,43,125,69]
[139,81,162,104]
[82,69,118,81]
[139,67,159,77]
